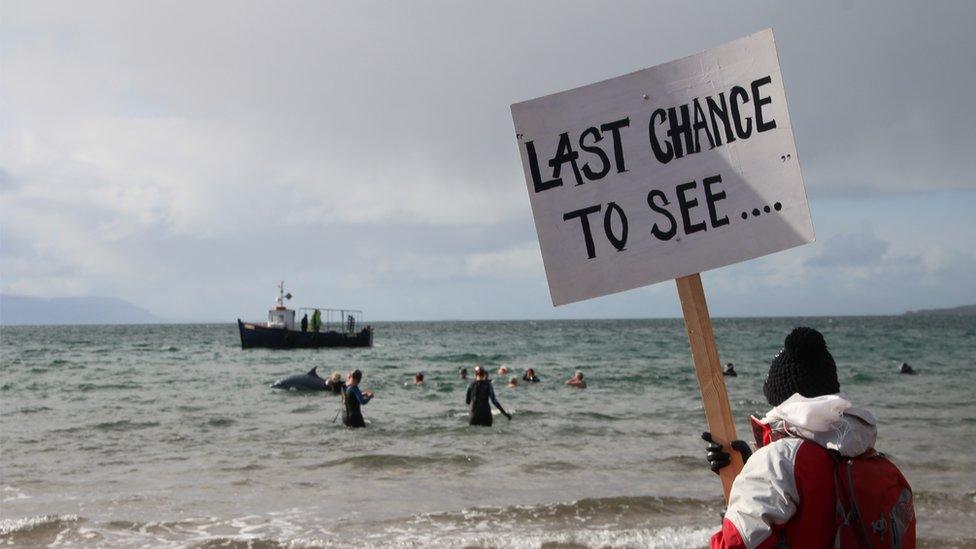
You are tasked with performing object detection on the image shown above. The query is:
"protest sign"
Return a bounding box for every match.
[512,28,813,307]
[512,29,814,499]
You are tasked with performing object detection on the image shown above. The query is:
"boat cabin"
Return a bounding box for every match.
[267,282,296,329]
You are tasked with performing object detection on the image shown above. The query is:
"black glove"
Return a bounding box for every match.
[702,432,752,474]
[504,412,512,421]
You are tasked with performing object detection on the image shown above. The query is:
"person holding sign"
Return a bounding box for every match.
[511,27,867,528]
[704,328,915,548]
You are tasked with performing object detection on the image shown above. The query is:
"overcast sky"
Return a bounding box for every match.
[1,0,974,321]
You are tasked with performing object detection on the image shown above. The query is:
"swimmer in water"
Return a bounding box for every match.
[466,366,511,426]
[900,362,916,375]
[459,367,468,380]
[341,369,373,428]
[522,368,540,383]
[497,365,509,376]
[508,376,519,389]
[414,372,425,385]
[566,370,587,389]
[723,363,737,377]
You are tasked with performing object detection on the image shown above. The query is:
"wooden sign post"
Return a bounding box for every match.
[511,29,814,500]
[676,273,743,500]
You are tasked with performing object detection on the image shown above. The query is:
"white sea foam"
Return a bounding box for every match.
[1,485,30,502]
[0,514,79,536]
[352,525,713,548]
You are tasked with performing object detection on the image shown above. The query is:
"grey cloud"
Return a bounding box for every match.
[806,230,890,268]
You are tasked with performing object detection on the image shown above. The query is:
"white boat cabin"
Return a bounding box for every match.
[267,281,296,330]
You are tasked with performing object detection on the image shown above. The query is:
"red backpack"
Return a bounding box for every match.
[750,416,916,548]
[831,449,916,548]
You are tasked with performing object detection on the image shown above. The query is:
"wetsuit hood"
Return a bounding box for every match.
[758,393,877,457]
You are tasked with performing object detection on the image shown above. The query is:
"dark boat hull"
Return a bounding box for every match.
[238,319,373,349]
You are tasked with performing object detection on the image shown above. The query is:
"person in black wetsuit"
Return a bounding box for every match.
[465,366,511,426]
[341,369,373,428]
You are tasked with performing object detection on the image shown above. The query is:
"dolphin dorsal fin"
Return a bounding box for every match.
[307,367,319,377]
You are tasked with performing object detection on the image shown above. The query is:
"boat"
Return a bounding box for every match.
[237,282,373,349]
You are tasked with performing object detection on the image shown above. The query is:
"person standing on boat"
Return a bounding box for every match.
[300,313,308,332]
[311,309,322,332]
[341,369,373,428]
[465,366,511,426]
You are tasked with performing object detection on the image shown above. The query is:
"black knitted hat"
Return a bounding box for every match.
[763,327,840,407]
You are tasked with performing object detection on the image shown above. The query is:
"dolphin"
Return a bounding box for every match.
[271,367,329,391]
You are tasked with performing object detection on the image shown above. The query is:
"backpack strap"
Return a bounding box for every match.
[844,459,876,549]
[832,454,857,548]
[831,450,880,549]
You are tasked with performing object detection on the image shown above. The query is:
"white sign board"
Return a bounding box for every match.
[512,29,814,306]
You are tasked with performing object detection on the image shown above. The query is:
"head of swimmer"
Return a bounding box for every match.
[347,369,363,385]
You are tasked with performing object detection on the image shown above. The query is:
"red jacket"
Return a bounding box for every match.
[711,394,914,548]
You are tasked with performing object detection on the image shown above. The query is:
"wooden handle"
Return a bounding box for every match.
[675,273,743,501]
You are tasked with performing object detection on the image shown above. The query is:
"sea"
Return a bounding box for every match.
[1,317,974,548]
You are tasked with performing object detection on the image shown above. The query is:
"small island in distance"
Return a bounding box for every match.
[904,304,976,317]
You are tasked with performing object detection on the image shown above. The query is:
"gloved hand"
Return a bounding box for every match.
[504,412,512,421]
[702,432,752,474]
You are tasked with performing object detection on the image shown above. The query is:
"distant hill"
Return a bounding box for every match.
[0,294,161,326]
[904,304,976,317]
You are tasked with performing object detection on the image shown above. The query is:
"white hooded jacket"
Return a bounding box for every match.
[714,393,880,548]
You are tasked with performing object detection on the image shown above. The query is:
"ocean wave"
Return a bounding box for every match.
[354,525,714,548]
[17,405,53,414]
[313,453,482,471]
[1,486,30,502]
[651,455,708,472]
[0,514,336,547]
[1,501,972,548]
[567,411,632,421]
[91,419,161,432]
[0,512,712,548]
[204,417,236,428]
[219,463,267,472]
[426,352,509,364]
[0,514,81,542]
[914,490,976,511]
[411,495,722,526]
[76,381,143,392]
[290,404,319,414]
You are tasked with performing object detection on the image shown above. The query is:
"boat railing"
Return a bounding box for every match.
[298,308,365,333]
